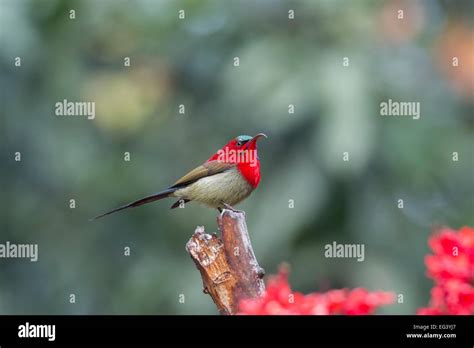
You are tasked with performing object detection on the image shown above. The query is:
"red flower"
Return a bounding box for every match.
[238,226,474,315]
[239,266,394,315]
[418,226,474,315]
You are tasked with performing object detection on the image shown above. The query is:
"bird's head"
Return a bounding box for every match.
[228,133,267,152]
[208,133,267,163]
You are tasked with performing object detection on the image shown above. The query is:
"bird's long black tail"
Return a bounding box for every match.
[91,188,177,220]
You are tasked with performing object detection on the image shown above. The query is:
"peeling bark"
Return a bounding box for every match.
[185,209,265,315]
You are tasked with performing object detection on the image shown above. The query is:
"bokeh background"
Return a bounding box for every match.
[1,0,473,314]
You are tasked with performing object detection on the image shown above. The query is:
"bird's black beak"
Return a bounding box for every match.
[252,133,267,141]
[244,133,267,150]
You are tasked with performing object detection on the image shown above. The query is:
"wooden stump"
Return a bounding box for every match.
[185,209,265,315]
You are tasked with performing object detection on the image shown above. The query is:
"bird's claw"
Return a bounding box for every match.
[222,203,245,215]
[257,267,265,279]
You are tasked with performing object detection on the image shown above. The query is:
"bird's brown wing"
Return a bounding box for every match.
[170,160,235,188]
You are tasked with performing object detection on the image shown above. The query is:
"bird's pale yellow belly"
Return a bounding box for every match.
[173,168,254,208]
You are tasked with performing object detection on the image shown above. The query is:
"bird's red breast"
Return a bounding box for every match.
[206,136,262,188]
[236,160,261,188]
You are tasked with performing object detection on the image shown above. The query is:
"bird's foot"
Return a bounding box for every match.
[221,203,245,215]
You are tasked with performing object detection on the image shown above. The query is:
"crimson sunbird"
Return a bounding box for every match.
[92,133,267,219]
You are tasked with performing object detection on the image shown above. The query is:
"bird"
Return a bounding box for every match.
[92,133,267,220]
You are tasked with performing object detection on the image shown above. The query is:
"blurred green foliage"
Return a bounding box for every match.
[1,0,473,314]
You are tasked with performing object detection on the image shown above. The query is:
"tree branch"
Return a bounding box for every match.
[185,209,265,315]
